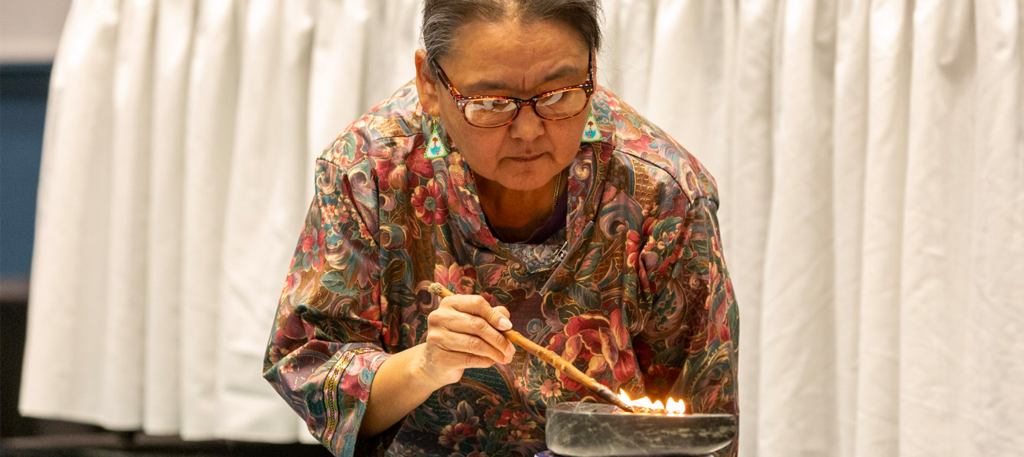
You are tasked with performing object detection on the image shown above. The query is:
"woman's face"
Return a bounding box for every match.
[416,20,592,192]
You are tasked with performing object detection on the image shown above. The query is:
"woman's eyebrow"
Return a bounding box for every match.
[463,64,584,93]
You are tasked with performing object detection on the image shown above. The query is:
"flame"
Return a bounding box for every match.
[617,389,686,415]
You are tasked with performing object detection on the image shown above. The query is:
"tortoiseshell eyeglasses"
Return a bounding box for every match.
[433,53,595,128]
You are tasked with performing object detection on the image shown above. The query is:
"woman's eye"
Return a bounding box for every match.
[483,100,514,112]
[538,92,564,107]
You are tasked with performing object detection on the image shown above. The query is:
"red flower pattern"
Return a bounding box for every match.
[625,230,641,269]
[411,179,449,225]
[494,410,534,431]
[539,378,562,399]
[299,228,325,271]
[439,423,477,447]
[546,309,637,391]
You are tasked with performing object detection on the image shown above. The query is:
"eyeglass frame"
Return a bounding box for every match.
[432,52,596,128]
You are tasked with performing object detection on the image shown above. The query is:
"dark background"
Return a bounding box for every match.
[1,63,49,439]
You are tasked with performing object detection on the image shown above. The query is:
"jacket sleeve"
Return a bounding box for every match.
[633,193,740,457]
[263,156,391,456]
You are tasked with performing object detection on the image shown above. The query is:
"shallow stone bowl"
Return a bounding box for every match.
[545,402,736,457]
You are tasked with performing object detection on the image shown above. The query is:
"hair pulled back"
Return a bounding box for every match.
[421,0,602,78]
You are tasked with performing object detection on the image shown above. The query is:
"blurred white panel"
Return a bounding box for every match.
[0,0,73,63]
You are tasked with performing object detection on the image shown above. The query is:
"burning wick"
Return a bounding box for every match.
[614,389,686,416]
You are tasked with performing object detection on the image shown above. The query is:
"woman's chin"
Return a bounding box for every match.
[491,171,553,192]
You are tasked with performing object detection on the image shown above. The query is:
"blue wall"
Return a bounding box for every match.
[0,65,50,278]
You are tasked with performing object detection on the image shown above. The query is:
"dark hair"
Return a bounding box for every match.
[421,0,602,78]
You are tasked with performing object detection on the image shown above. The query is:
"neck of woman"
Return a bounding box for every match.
[475,171,564,243]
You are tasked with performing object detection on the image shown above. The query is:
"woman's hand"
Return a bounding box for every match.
[419,294,516,387]
[361,294,514,437]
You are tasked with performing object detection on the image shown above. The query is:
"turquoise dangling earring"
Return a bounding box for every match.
[581,110,602,143]
[425,123,449,159]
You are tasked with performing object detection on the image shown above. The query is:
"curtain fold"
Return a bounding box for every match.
[179,0,242,440]
[854,1,912,455]
[901,1,983,455]
[21,1,1024,454]
[145,0,195,435]
[831,2,868,457]
[727,3,775,456]
[102,0,157,430]
[757,1,839,455]
[965,1,1024,452]
[21,0,119,427]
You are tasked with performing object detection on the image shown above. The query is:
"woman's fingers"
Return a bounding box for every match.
[442,295,512,331]
[425,295,516,365]
[439,297,515,356]
[419,294,519,386]
[427,329,510,364]
[427,308,514,363]
[492,305,511,321]
[442,295,512,329]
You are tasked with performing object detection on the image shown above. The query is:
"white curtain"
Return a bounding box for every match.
[22,1,1024,455]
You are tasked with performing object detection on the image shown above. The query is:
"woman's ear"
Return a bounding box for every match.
[590,48,598,82]
[415,49,441,117]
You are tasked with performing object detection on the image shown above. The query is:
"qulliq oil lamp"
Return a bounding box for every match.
[537,390,736,457]
[427,284,736,457]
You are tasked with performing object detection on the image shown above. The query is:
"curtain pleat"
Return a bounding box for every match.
[853,1,913,455]
[832,2,868,457]
[101,0,157,430]
[900,1,979,455]
[757,0,838,455]
[729,1,774,454]
[965,1,1024,454]
[144,0,194,434]
[729,2,776,456]
[21,1,1024,453]
[215,0,312,442]
[179,0,241,440]
[21,0,119,427]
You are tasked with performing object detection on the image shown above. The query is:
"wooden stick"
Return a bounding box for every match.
[427,283,634,412]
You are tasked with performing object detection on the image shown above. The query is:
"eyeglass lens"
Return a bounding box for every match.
[463,88,590,127]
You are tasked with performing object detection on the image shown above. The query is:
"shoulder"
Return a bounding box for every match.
[592,88,719,208]
[312,82,427,233]
[319,81,423,179]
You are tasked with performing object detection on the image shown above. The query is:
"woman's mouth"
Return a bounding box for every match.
[510,152,545,162]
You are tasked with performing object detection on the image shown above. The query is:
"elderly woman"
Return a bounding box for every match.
[264,1,738,456]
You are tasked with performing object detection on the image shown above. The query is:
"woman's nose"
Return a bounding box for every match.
[508,105,545,141]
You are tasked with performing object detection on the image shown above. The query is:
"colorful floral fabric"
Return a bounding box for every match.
[263,81,739,457]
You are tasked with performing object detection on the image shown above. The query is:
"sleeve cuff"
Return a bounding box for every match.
[321,345,392,454]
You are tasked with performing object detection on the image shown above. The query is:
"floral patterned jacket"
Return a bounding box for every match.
[263,82,739,457]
